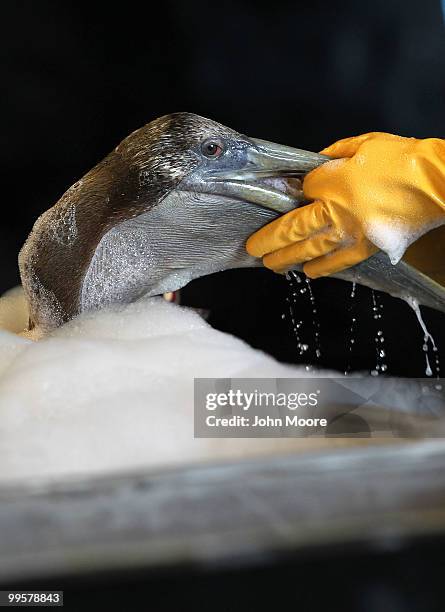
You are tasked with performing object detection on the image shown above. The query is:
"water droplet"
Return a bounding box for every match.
[404,296,440,378]
[370,291,387,376]
[345,282,358,374]
[284,271,322,365]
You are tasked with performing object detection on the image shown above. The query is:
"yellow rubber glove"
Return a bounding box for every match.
[246,132,445,278]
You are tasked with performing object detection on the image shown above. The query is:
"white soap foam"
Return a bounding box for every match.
[365,218,445,265]
[0,289,351,485]
[365,220,411,265]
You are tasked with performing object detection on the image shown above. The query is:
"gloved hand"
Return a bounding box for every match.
[246,132,445,278]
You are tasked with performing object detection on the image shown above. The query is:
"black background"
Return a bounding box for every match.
[3,0,445,376]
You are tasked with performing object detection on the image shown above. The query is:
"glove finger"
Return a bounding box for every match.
[262,230,339,273]
[246,201,330,258]
[303,241,378,279]
[320,132,402,158]
[320,133,379,158]
[303,158,348,200]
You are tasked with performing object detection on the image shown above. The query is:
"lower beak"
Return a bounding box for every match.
[205,138,328,213]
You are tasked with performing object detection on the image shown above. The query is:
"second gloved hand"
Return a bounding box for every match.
[246,132,445,278]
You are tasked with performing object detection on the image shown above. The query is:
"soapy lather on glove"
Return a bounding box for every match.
[246,132,445,279]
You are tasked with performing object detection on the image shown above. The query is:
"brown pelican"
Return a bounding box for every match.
[19,112,445,332]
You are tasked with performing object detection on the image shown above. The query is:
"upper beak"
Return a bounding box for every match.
[237,138,328,178]
[203,138,328,213]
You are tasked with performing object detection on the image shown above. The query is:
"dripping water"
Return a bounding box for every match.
[305,276,322,361]
[284,272,304,360]
[283,271,321,369]
[344,282,357,376]
[404,296,441,381]
[370,290,387,377]
[284,275,441,380]
[345,285,387,376]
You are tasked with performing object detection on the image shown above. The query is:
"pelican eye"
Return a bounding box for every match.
[201,139,224,158]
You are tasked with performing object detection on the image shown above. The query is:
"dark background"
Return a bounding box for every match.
[3,0,445,376]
